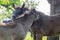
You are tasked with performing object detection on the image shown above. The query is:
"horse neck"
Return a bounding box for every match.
[16,13,35,29]
[24,14,35,27]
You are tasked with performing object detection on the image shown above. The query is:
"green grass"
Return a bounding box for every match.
[59,34,60,40]
[24,32,33,40]
[42,36,47,40]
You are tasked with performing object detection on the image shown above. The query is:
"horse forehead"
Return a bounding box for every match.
[14,8,19,11]
[13,10,20,14]
[14,8,27,12]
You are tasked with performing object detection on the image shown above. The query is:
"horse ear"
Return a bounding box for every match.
[21,3,25,9]
[12,3,15,9]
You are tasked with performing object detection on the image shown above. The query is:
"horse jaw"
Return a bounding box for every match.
[0,22,15,27]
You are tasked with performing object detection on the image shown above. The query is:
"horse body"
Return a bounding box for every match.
[0,9,36,40]
[0,4,36,40]
[40,14,60,35]
[0,22,26,40]
[31,10,60,40]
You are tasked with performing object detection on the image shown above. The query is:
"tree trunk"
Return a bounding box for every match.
[47,0,59,40]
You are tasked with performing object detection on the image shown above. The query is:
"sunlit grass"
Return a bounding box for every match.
[24,32,33,40]
[42,36,47,40]
[59,34,60,40]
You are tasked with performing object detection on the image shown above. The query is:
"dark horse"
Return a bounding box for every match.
[0,3,37,40]
[31,10,60,40]
[11,5,60,40]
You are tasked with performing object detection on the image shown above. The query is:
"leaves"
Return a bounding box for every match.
[0,0,39,22]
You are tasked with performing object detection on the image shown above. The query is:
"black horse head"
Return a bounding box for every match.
[12,3,29,20]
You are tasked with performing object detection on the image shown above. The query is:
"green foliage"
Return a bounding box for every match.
[0,0,38,22]
[0,0,20,5]
[0,0,9,5]
[0,5,13,22]
[25,0,39,8]
[24,32,33,40]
